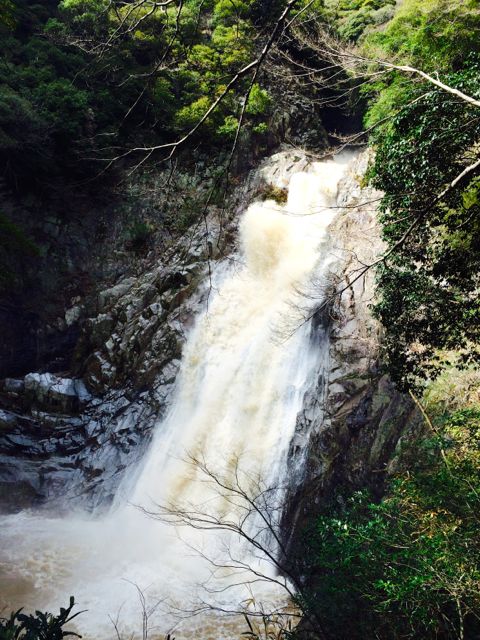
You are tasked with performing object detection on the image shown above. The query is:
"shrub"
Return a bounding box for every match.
[366,59,480,387]
[246,84,272,116]
[0,597,83,640]
[258,184,288,204]
[125,220,156,254]
[301,406,480,640]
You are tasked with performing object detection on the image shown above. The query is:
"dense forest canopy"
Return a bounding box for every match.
[0,0,282,193]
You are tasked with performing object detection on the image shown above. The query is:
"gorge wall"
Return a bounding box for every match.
[0,147,421,511]
[0,147,421,568]
[283,151,423,546]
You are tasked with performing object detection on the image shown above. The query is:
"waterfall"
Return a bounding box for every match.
[0,153,354,638]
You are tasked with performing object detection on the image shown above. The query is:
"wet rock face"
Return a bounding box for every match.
[0,360,167,514]
[283,151,423,542]
[0,215,227,513]
[23,373,91,413]
[0,402,87,512]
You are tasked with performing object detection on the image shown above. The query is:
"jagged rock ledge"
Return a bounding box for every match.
[0,213,230,513]
[282,150,423,548]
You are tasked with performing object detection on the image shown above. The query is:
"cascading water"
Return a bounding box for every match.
[0,153,354,638]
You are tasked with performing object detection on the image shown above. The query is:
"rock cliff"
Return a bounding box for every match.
[283,151,423,545]
[0,215,228,511]
[0,148,422,524]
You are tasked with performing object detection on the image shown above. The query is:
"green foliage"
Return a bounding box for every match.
[362,0,480,128]
[217,115,239,139]
[246,84,272,116]
[361,0,480,127]
[364,0,480,71]
[35,79,89,140]
[0,0,15,29]
[365,57,480,387]
[301,407,480,639]
[326,0,395,41]
[213,0,254,25]
[258,184,288,204]
[424,364,480,417]
[0,1,94,187]
[175,96,213,131]
[59,0,110,37]
[0,597,83,640]
[0,88,47,152]
[0,0,270,196]
[252,121,268,135]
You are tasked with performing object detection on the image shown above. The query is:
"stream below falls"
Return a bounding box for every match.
[0,152,355,639]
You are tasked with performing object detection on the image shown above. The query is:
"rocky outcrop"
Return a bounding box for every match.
[0,155,242,381]
[283,151,423,542]
[0,214,230,513]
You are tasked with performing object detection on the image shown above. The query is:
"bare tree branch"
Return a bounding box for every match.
[135,454,328,639]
